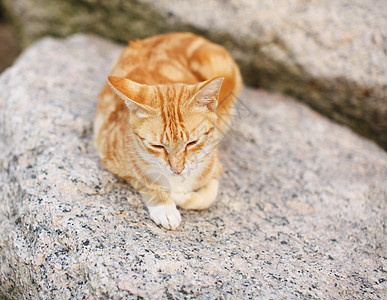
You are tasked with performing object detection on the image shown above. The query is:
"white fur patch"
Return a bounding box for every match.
[148,203,181,230]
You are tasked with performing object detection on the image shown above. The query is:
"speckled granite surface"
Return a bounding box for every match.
[0,34,386,299]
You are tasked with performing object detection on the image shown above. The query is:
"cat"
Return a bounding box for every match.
[94,32,242,230]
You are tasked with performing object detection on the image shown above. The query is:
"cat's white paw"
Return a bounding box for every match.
[148,204,181,230]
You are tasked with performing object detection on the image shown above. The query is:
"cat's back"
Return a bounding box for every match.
[109,32,201,85]
[110,32,242,92]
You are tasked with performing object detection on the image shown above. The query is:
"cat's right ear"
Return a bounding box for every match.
[187,77,224,112]
[107,76,156,117]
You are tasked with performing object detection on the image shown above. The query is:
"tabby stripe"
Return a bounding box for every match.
[157,86,167,140]
[176,87,185,132]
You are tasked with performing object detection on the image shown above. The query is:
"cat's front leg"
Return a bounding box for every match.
[176,178,219,210]
[170,192,192,207]
[147,203,181,230]
[141,190,181,230]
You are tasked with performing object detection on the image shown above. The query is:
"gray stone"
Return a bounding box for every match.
[2,0,387,149]
[0,34,386,299]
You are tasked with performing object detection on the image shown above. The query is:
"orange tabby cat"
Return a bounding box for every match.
[94,32,242,229]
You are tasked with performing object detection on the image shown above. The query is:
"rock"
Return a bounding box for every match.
[2,0,387,150]
[0,34,386,298]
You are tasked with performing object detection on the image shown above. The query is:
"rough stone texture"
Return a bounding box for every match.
[2,0,387,150]
[0,35,386,299]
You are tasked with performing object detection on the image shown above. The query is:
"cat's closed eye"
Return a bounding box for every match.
[186,140,198,147]
[151,144,165,149]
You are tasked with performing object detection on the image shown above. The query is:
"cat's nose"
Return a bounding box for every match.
[170,165,184,175]
[169,154,185,175]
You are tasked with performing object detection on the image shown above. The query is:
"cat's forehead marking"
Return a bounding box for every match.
[156,85,189,145]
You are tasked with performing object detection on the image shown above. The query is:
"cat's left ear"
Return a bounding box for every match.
[107,76,157,117]
[188,77,224,112]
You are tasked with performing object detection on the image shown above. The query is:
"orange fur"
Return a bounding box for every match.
[94,32,242,229]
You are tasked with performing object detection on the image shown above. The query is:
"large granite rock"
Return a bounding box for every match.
[0,35,386,298]
[2,0,387,150]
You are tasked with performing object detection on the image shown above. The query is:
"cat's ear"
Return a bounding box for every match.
[107,76,157,117]
[188,77,224,112]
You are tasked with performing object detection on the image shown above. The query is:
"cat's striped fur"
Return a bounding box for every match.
[94,32,242,229]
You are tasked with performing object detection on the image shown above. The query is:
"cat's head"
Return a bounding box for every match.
[108,76,224,175]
